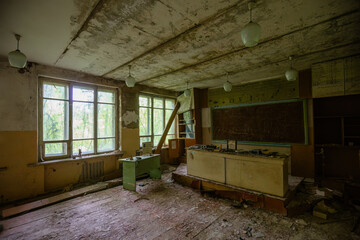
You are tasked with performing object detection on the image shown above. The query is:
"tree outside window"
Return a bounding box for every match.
[139,95,176,147]
[41,80,117,160]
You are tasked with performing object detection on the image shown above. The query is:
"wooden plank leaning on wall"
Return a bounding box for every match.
[155,102,181,154]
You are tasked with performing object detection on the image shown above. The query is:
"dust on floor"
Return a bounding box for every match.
[0,171,359,240]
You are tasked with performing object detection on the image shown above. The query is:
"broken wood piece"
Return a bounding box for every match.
[313,207,328,219]
[134,197,150,202]
[316,200,337,214]
[0,182,109,218]
[320,217,353,225]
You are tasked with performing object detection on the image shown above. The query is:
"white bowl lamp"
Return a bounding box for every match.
[8,34,27,68]
[184,89,191,97]
[285,68,299,81]
[184,81,191,97]
[223,81,232,92]
[223,72,232,92]
[241,1,261,48]
[125,65,136,87]
[285,56,299,81]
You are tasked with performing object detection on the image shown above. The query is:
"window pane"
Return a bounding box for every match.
[43,82,68,99]
[45,142,67,156]
[98,138,115,152]
[73,86,94,102]
[154,135,161,146]
[73,102,94,139]
[140,137,151,148]
[154,98,163,108]
[166,99,175,109]
[154,109,164,134]
[43,99,68,141]
[165,109,175,134]
[139,107,152,136]
[98,90,115,103]
[139,96,151,107]
[73,139,94,155]
[98,104,115,137]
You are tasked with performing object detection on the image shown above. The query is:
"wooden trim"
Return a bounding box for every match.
[94,86,98,154]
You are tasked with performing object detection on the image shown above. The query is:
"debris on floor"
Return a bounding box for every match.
[0,168,359,240]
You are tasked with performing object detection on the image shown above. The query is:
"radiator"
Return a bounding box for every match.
[80,161,104,182]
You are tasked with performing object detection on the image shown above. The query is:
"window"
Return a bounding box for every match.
[40,79,117,160]
[139,95,176,147]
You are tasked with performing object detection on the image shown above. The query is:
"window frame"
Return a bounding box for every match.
[39,78,119,161]
[139,94,177,148]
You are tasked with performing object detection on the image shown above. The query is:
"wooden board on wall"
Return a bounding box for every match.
[212,101,306,144]
[208,78,299,108]
[312,59,345,98]
[345,55,360,95]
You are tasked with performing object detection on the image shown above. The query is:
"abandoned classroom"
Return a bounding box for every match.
[0,0,360,239]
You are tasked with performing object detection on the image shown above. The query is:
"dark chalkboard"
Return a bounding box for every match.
[211,101,306,144]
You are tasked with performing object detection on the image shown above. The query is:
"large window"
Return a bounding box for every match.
[139,95,176,147]
[40,79,117,160]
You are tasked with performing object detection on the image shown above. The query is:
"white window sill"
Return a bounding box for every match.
[28,151,124,167]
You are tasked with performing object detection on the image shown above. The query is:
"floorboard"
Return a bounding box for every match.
[0,172,358,240]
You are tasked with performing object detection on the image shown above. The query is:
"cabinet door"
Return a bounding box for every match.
[168,139,180,159]
[226,158,241,187]
[187,151,225,183]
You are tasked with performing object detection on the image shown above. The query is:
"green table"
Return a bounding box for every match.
[119,154,161,191]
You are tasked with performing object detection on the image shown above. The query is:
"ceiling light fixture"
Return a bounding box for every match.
[241,1,261,48]
[285,55,299,81]
[8,34,27,68]
[184,82,191,97]
[223,72,232,92]
[125,65,136,87]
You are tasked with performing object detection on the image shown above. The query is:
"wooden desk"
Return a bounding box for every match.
[187,150,288,197]
[119,154,161,191]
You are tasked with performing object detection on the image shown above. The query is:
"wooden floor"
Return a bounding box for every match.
[0,172,358,240]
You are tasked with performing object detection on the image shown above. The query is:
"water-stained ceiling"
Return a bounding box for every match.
[0,0,359,91]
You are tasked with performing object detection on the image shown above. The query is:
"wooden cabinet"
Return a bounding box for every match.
[313,94,360,180]
[178,110,196,139]
[187,150,288,197]
[170,89,205,162]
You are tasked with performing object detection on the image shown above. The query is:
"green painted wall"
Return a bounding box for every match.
[208,78,299,107]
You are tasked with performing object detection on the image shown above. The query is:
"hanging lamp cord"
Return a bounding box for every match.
[249,7,252,22]
[14,34,21,51]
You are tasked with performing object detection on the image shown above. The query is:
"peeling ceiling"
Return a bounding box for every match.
[0,0,359,91]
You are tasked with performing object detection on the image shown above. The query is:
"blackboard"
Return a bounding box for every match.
[211,101,306,144]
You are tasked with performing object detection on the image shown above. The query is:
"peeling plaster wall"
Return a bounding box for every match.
[122,111,139,127]
[120,88,140,157]
[0,63,37,131]
[121,89,139,128]
[0,63,43,203]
